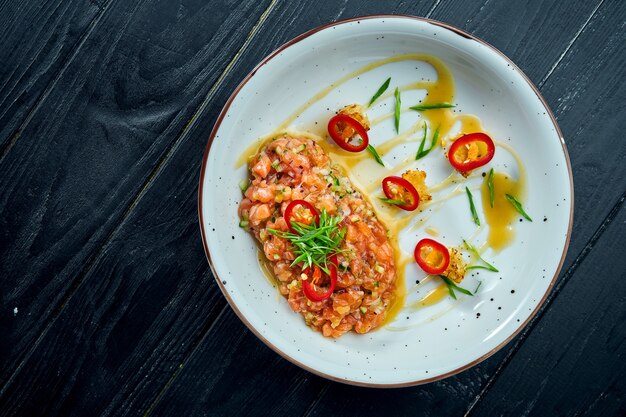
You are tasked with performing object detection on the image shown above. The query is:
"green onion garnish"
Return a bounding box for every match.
[368,77,391,107]
[465,187,480,226]
[410,103,456,111]
[366,144,385,166]
[268,209,346,274]
[463,239,499,272]
[378,197,407,206]
[415,122,427,159]
[475,281,483,293]
[505,194,533,221]
[415,124,439,160]
[394,87,401,133]
[487,168,495,208]
[440,275,473,299]
[239,179,250,192]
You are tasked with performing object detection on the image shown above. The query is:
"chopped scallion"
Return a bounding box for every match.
[378,197,407,206]
[410,103,456,111]
[463,239,499,272]
[466,187,480,226]
[439,275,473,299]
[366,144,385,166]
[505,194,533,221]
[394,87,401,133]
[368,77,391,106]
[268,209,346,274]
[415,124,439,160]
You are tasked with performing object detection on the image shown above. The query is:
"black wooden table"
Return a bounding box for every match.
[1,0,625,415]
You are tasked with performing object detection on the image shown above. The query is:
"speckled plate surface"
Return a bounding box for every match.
[198,15,573,386]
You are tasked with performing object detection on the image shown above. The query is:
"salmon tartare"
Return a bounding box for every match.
[238,134,397,337]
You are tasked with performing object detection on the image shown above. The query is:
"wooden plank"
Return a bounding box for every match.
[0,0,273,388]
[466,195,626,417]
[538,0,626,264]
[145,310,330,417]
[430,0,604,86]
[0,0,105,153]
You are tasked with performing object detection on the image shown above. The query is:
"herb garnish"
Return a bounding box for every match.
[367,144,385,166]
[410,103,456,111]
[239,179,250,192]
[378,197,407,206]
[487,168,495,208]
[415,124,439,160]
[505,194,533,221]
[368,77,391,107]
[440,275,473,299]
[394,87,401,133]
[415,123,427,159]
[474,281,483,293]
[463,239,499,272]
[268,209,346,274]
[465,187,480,226]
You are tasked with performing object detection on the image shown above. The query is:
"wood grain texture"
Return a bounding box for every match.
[539,0,626,264]
[0,0,272,389]
[430,0,603,86]
[0,0,105,153]
[467,196,626,417]
[146,310,330,417]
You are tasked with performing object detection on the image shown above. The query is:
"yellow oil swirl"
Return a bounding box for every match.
[411,284,449,308]
[479,141,527,251]
[238,54,528,326]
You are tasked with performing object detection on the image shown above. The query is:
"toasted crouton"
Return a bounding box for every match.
[443,248,467,283]
[339,104,370,131]
[401,169,432,202]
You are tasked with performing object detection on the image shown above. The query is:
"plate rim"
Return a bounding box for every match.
[197,14,574,387]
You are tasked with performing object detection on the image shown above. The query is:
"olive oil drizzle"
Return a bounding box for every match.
[238,54,528,327]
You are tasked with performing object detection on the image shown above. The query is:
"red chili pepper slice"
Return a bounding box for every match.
[382,176,420,211]
[414,238,450,275]
[284,199,319,234]
[327,114,369,152]
[301,256,338,302]
[447,132,495,173]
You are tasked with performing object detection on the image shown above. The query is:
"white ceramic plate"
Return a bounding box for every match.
[199,15,573,386]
